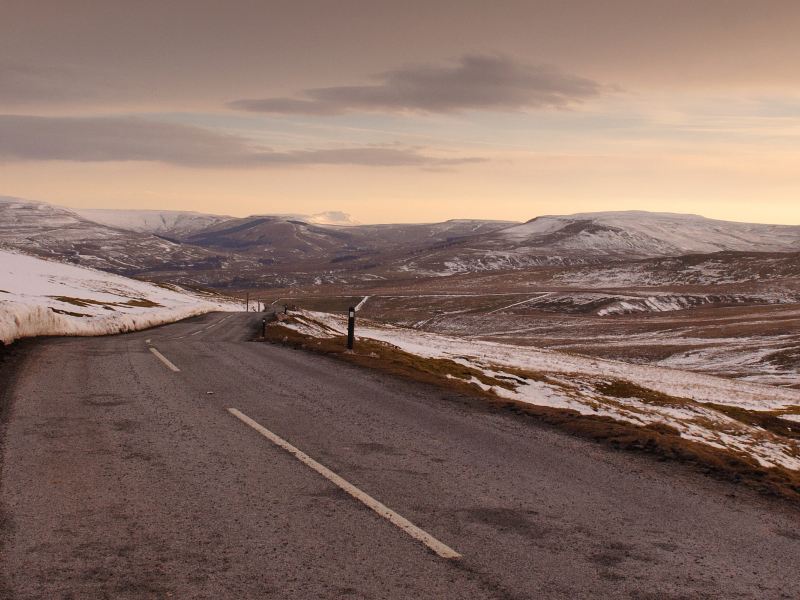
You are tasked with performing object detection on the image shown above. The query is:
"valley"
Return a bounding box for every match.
[3,195,798,388]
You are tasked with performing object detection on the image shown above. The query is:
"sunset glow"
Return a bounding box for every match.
[3,1,800,224]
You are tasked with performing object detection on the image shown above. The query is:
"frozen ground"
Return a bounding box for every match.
[278,310,800,471]
[301,290,798,389]
[0,249,241,344]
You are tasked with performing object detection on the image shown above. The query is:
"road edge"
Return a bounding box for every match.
[259,323,800,507]
[0,339,36,598]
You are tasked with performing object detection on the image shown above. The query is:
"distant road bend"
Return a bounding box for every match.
[1,312,798,599]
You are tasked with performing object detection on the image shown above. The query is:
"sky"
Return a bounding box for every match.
[2,0,800,224]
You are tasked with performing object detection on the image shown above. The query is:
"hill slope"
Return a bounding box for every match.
[0,248,240,344]
[0,197,226,275]
[502,211,800,255]
[74,208,232,238]
[392,211,800,274]
[6,198,800,286]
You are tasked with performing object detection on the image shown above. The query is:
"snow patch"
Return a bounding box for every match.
[281,310,800,470]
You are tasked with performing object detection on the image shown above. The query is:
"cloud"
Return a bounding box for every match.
[0,62,126,106]
[229,54,605,115]
[0,115,482,168]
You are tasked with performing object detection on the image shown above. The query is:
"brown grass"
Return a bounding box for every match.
[122,298,162,308]
[705,403,800,441]
[595,380,691,407]
[265,319,515,396]
[49,295,162,309]
[262,320,800,504]
[50,296,107,307]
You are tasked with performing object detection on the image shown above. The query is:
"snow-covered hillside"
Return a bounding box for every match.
[0,250,241,344]
[392,211,800,275]
[277,310,800,471]
[74,208,231,237]
[75,208,359,235]
[0,196,224,275]
[500,211,800,256]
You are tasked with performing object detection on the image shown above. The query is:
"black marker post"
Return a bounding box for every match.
[347,306,356,350]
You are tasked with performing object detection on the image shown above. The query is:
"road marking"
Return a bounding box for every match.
[190,330,203,336]
[149,347,181,372]
[227,408,461,560]
[206,315,230,329]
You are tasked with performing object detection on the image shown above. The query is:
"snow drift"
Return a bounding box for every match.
[0,249,241,344]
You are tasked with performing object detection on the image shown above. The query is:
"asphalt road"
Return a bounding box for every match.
[1,312,798,599]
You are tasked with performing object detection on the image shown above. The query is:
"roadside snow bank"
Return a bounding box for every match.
[0,249,241,344]
[280,310,800,471]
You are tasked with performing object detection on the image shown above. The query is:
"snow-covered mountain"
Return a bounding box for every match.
[0,197,515,287]
[0,248,239,344]
[73,208,232,238]
[392,211,800,275]
[0,196,225,275]
[182,215,516,268]
[501,211,800,256]
[5,197,799,286]
[73,208,359,237]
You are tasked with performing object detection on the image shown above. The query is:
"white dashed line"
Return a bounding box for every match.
[227,407,461,560]
[149,347,181,372]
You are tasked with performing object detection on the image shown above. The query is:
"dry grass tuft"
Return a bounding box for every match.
[49,295,162,309]
[122,298,162,308]
[595,380,691,407]
[50,296,106,307]
[705,403,800,440]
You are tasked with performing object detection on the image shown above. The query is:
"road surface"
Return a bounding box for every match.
[1,312,798,599]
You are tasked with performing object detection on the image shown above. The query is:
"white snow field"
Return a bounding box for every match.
[500,211,800,256]
[0,249,241,344]
[279,310,800,471]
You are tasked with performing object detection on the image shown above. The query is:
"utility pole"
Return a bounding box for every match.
[246,292,249,312]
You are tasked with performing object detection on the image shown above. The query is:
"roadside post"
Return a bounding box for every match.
[347,306,356,350]
[262,318,266,338]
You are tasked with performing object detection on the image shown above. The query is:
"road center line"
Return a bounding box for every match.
[149,347,181,372]
[227,407,461,560]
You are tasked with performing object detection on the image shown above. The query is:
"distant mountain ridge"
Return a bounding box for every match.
[72,208,362,236]
[504,211,800,255]
[3,197,799,286]
[393,211,800,275]
[72,208,233,238]
[0,196,225,274]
